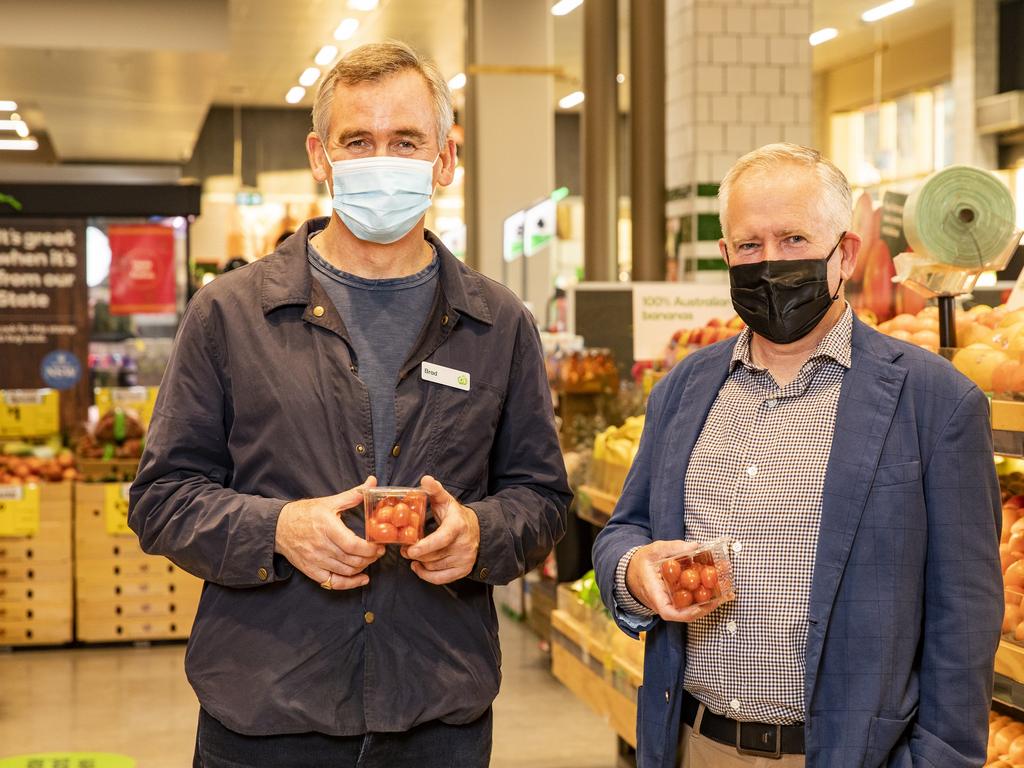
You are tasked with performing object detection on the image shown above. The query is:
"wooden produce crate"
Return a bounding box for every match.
[0,482,73,646]
[74,481,202,643]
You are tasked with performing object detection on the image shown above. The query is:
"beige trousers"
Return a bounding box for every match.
[679,706,806,768]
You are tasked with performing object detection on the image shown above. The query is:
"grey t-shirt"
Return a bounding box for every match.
[308,240,439,482]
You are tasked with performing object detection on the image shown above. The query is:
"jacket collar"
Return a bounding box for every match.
[260,217,493,326]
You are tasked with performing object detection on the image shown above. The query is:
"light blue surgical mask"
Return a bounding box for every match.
[324,152,438,244]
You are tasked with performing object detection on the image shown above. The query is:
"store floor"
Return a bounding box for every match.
[0,613,618,767]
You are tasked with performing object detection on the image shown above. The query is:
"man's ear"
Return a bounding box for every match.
[307,132,330,184]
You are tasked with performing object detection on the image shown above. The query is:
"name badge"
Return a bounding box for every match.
[421,362,471,391]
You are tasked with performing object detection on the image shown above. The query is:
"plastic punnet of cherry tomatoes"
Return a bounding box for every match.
[364,487,427,544]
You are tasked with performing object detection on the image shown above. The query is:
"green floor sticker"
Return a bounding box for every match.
[0,755,135,768]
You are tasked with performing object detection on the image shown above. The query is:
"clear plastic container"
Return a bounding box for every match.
[363,487,427,545]
[655,536,736,608]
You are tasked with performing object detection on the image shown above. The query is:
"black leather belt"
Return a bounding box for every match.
[682,691,805,758]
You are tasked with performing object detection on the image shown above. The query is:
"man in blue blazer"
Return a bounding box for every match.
[593,143,1003,768]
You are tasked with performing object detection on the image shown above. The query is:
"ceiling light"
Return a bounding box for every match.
[809,27,839,45]
[348,0,378,9]
[448,72,466,90]
[299,67,321,87]
[0,100,16,112]
[315,45,338,66]
[861,0,914,23]
[0,138,38,151]
[286,86,306,104]
[551,0,584,15]
[0,119,28,135]
[559,91,585,109]
[334,18,360,40]
[616,73,625,84]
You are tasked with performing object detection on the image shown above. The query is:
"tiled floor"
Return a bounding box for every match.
[0,615,617,767]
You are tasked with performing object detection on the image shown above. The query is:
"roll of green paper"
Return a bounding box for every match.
[902,165,1018,269]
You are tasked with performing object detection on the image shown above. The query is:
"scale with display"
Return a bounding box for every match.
[891,165,1023,350]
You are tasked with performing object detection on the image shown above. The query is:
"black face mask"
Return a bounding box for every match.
[728,232,845,345]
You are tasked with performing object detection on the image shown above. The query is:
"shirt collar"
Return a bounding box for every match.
[730,303,854,372]
[260,217,493,325]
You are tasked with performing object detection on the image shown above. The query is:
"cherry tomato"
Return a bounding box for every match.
[398,525,419,544]
[672,589,694,609]
[700,565,719,590]
[409,512,421,529]
[392,502,411,528]
[370,521,398,542]
[661,560,682,586]
[694,586,712,604]
[375,505,395,524]
[680,567,701,592]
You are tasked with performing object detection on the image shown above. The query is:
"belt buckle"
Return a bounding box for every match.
[735,721,782,759]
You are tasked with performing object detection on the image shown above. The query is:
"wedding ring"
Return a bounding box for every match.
[321,574,333,590]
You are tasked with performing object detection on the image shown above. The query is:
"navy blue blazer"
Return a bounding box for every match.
[593,317,1002,768]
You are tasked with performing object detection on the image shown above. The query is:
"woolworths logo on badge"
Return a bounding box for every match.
[458,374,468,386]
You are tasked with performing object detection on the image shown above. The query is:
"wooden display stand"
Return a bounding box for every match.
[73,482,202,643]
[0,482,74,646]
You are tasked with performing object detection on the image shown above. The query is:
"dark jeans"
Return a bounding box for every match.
[193,707,493,768]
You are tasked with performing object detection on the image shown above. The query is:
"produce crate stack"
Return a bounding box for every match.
[0,389,76,646]
[73,481,202,642]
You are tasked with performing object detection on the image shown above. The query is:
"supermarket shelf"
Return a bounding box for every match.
[993,400,1024,456]
[576,485,619,528]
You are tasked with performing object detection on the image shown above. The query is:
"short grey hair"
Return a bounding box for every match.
[312,41,454,149]
[718,143,852,242]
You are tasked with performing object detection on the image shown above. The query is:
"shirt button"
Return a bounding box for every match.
[727,621,737,634]
[257,567,269,581]
[746,465,758,477]
[665,689,670,703]
[364,611,375,624]
[731,699,741,712]
[312,306,325,318]
[765,398,777,409]
[732,541,743,554]
[356,444,366,454]
[391,444,400,458]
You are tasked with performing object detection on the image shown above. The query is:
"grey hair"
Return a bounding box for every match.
[718,143,852,242]
[312,41,454,149]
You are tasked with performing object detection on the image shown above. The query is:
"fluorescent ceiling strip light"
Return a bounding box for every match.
[861,0,914,23]
[286,86,306,104]
[334,18,360,40]
[0,138,38,150]
[559,91,585,109]
[448,72,466,90]
[809,27,838,46]
[551,0,583,16]
[315,45,338,66]
[0,119,28,134]
[0,100,16,112]
[299,67,321,87]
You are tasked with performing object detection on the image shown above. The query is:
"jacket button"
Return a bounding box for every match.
[441,314,449,326]
[665,689,670,703]
[257,567,269,581]
[356,444,366,454]
[479,567,490,580]
[350,364,357,374]
[312,306,325,317]
[364,611,375,624]
[391,444,400,458]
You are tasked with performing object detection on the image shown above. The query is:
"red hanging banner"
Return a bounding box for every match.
[108,224,176,315]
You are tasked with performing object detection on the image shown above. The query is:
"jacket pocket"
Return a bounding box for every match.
[426,383,504,490]
[865,711,915,768]
[873,460,921,487]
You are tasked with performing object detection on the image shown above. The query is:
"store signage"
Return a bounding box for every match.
[503,210,525,263]
[104,483,133,535]
[0,219,88,432]
[108,225,176,315]
[523,198,556,256]
[0,483,40,537]
[0,388,60,438]
[632,283,733,361]
[0,755,136,768]
[94,386,159,428]
[40,349,82,391]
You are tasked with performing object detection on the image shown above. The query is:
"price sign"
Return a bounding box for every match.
[94,387,159,428]
[0,484,41,537]
[0,389,60,438]
[104,483,133,535]
[0,753,137,768]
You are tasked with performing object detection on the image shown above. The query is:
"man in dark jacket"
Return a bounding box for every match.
[130,41,569,768]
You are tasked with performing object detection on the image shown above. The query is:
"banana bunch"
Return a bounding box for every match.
[592,415,646,467]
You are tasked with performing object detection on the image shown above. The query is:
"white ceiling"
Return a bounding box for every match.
[0,0,954,166]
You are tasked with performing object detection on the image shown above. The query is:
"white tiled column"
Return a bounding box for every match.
[666,0,813,279]
[953,0,999,168]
